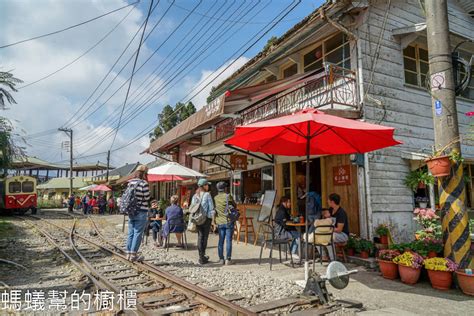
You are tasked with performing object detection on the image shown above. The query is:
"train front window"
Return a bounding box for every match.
[22,181,34,193]
[9,181,21,193]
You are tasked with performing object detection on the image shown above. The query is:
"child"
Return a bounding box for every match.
[148,200,164,247]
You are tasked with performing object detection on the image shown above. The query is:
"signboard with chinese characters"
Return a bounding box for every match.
[230,155,247,170]
[333,165,351,185]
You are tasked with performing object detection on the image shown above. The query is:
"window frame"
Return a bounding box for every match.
[403,43,429,88]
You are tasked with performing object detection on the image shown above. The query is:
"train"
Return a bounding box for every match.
[0,175,37,215]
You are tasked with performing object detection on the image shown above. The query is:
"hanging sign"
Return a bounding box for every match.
[333,165,351,185]
[431,72,446,91]
[230,155,247,170]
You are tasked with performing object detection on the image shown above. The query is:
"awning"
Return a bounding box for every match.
[392,23,474,49]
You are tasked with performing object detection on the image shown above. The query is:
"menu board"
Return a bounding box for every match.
[257,190,276,223]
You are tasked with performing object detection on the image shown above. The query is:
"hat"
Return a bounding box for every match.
[217,181,227,191]
[136,164,148,172]
[197,178,210,187]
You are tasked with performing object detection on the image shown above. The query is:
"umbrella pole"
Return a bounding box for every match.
[305,122,310,280]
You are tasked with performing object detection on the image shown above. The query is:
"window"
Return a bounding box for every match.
[457,51,474,100]
[22,181,34,193]
[303,33,351,73]
[403,44,430,88]
[282,163,291,197]
[282,63,298,78]
[8,181,21,193]
[261,166,274,191]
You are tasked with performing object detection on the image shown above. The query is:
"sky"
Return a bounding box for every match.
[0,0,324,169]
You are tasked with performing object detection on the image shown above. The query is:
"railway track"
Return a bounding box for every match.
[25,214,256,315]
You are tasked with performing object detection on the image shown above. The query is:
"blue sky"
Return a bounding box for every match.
[1,0,324,168]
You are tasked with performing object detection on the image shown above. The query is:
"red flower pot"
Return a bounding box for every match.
[359,251,369,259]
[456,270,474,296]
[347,248,355,256]
[428,251,437,258]
[380,235,388,245]
[398,265,421,285]
[425,156,451,177]
[427,270,452,290]
[378,259,399,280]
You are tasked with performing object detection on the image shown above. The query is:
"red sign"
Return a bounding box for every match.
[333,165,351,185]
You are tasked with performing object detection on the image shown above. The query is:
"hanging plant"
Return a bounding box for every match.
[404,168,434,192]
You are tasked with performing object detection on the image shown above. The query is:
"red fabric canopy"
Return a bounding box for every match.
[91,184,111,192]
[147,174,185,182]
[225,109,402,156]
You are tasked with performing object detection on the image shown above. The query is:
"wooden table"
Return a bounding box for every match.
[149,216,165,221]
[285,222,306,264]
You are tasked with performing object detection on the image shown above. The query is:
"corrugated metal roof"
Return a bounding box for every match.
[37,177,88,190]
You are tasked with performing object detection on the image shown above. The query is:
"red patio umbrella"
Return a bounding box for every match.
[91,184,111,192]
[225,109,402,273]
[147,174,185,182]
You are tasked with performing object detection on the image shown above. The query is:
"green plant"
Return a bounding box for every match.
[389,243,412,253]
[356,239,374,253]
[448,150,464,164]
[407,240,429,257]
[346,234,359,249]
[422,238,443,254]
[470,219,474,233]
[404,168,434,192]
[375,224,389,236]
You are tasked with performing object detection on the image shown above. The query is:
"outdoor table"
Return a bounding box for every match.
[285,222,306,264]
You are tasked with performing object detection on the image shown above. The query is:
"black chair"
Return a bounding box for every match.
[311,224,335,270]
[164,221,188,252]
[258,222,294,270]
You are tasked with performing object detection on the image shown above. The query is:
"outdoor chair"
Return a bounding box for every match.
[311,224,335,270]
[165,222,188,252]
[258,222,294,270]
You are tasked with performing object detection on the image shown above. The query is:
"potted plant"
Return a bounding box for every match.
[393,252,424,285]
[356,239,374,259]
[456,269,474,296]
[424,257,458,290]
[423,238,443,258]
[404,168,434,192]
[413,208,441,240]
[425,139,461,177]
[415,196,429,209]
[346,234,358,256]
[375,224,389,245]
[377,249,400,280]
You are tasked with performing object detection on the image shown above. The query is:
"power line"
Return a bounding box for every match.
[0,1,139,49]
[18,4,137,90]
[109,0,155,150]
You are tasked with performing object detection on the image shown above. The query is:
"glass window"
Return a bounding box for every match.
[403,44,429,88]
[282,163,291,197]
[231,172,243,203]
[22,181,34,193]
[325,33,344,53]
[282,63,298,78]
[303,33,351,73]
[9,181,21,193]
[261,166,274,191]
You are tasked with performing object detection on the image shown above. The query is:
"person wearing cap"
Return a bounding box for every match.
[125,164,150,262]
[191,178,215,264]
[214,181,236,265]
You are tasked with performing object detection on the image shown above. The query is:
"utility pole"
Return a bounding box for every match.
[425,0,472,268]
[58,128,73,200]
[106,150,111,182]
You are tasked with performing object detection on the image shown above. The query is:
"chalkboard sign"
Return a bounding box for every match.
[257,190,276,223]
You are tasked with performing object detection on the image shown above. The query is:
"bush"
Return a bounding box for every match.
[375,224,389,236]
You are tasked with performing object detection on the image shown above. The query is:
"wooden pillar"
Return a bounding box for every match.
[290,161,297,216]
[46,169,49,180]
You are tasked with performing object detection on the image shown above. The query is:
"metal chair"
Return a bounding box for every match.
[258,222,294,270]
[164,222,188,252]
[311,224,335,270]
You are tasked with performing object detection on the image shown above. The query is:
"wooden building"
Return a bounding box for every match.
[144,0,474,241]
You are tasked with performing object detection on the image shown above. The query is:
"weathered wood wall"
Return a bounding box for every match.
[355,0,474,240]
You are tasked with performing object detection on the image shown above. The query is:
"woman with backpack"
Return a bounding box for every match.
[213,181,237,265]
[190,178,215,265]
[124,165,150,262]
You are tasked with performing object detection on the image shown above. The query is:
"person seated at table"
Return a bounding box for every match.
[274,196,300,257]
[162,195,185,248]
[149,200,164,247]
[326,193,349,260]
[309,209,335,254]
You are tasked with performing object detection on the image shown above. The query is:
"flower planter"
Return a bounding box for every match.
[398,265,421,285]
[428,251,437,258]
[425,156,451,177]
[418,182,426,189]
[427,270,452,290]
[359,251,369,259]
[378,259,399,280]
[380,235,388,245]
[456,270,474,296]
[347,248,355,256]
[419,202,428,208]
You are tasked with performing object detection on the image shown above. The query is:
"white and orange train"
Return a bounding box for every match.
[0,175,37,215]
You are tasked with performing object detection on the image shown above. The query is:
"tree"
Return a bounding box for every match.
[179,102,196,122]
[206,86,218,104]
[0,118,24,175]
[149,102,197,142]
[0,71,23,109]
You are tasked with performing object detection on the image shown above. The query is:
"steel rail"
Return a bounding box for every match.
[31,214,256,315]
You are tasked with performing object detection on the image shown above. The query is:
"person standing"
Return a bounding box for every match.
[98,194,107,215]
[191,178,214,265]
[124,165,150,262]
[67,194,75,213]
[213,182,236,265]
[305,183,322,233]
[82,194,90,215]
[108,196,115,214]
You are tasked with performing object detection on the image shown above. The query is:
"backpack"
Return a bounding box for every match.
[224,194,240,223]
[120,181,141,217]
[189,193,207,226]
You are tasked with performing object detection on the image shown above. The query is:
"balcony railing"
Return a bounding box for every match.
[215,65,358,141]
